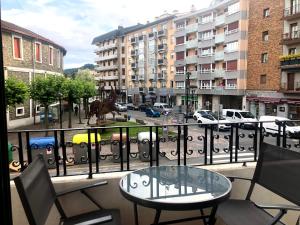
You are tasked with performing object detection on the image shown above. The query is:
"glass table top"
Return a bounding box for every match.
[120,166,231,205]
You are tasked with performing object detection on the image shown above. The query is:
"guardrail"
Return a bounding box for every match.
[8,120,300,179]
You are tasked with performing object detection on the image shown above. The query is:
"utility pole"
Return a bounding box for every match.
[185,71,191,123]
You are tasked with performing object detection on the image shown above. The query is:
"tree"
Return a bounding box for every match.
[63,79,84,128]
[5,77,29,107]
[75,70,96,119]
[30,75,66,131]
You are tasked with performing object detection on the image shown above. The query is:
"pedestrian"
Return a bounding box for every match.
[74,105,79,116]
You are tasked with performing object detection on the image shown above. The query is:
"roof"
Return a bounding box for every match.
[92,15,176,44]
[1,20,67,55]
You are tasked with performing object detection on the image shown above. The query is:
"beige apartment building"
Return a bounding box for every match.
[174,0,249,112]
[126,14,176,105]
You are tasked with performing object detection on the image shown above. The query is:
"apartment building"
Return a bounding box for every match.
[126,14,176,105]
[2,20,66,129]
[92,24,143,102]
[246,0,300,120]
[174,0,248,112]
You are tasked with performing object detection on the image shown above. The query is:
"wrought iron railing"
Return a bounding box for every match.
[8,120,300,179]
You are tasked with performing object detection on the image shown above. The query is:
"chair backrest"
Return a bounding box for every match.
[14,154,57,225]
[248,143,300,206]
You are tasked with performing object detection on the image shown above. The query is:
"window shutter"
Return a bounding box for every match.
[176,36,184,45]
[228,21,239,31]
[176,51,185,60]
[227,60,238,71]
[14,38,21,59]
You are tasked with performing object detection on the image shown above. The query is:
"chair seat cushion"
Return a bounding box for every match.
[63,209,121,225]
[217,200,285,225]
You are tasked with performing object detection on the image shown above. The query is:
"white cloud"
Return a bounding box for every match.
[2,0,212,69]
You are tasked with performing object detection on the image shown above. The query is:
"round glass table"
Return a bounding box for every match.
[119,165,231,225]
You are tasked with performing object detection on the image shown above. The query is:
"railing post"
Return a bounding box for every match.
[282,121,287,148]
[229,124,234,163]
[183,124,188,165]
[26,132,32,164]
[54,130,60,176]
[95,128,100,173]
[17,132,25,172]
[254,123,258,161]
[126,127,130,171]
[204,125,208,165]
[210,124,214,165]
[119,127,123,171]
[149,126,153,167]
[155,126,159,167]
[276,120,281,147]
[177,125,181,165]
[87,129,93,179]
[61,130,67,176]
[235,124,239,162]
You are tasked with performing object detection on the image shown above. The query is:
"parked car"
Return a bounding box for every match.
[115,103,127,112]
[145,108,160,117]
[126,103,138,110]
[153,103,172,114]
[138,103,149,112]
[193,110,231,131]
[259,116,300,138]
[222,109,257,129]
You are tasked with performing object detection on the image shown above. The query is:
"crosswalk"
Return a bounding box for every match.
[207,151,255,164]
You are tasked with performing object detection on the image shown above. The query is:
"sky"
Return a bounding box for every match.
[2,0,212,69]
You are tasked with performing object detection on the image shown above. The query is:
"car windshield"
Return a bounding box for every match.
[209,112,225,120]
[164,105,171,108]
[240,112,255,118]
[286,121,298,127]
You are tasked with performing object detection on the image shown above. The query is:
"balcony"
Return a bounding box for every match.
[148,87,156,93]
[131,37,137,44]
[148,73,156,80]
[283,4,300,20]
[131,63,137,69]
[281,82,300,94]
[131,50,138,57]
[282,31,300,45]
[131,75,138,81]
[138,75,145,81]
[97,42,117,51]
[158,71,167,80]
[99,53,118,61]
[215,14,225,27]
[96,65,118,71]
[157,44,167,52]
[157,29,167,37]
[215,51,224,61]
[198,85,245,95]
[139,87,145,92]
[280,56,300,70]
[102,75,119,81]
[157,59,167,65]
[215,33,225,44]
[185,23,198,33]
[185,55,198,64]
[7,122,300,225]
[185,39,198,49]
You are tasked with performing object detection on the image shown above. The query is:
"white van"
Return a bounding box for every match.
[193,110,231,130]
[223,109,257,129]
[153,103,172,114]
[259,116,300,138]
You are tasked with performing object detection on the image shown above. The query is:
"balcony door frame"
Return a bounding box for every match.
[287,73,295,90]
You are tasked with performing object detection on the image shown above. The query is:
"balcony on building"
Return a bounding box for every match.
[158,71,167,80]
[131,62,137,69]
[131,75,138,81]
[157,29,167,38]
[215,51,225,61]
[148,73,156,80]
[97,42,117,51]
[138,75,145,81]
[281,81,300,93]
[148,32,156,39]
[185,39,198,49]
[131,37,137,44]
[215,14,225,27]
[148,86,156,93]
[131,49,138,57]
[185,23,198,34]
[158,44,167,52]
[99,53,118,61]
[283,4,300,20]
[215,33,225,44]
[281,31,300,45]
[139,87,145,92]
[188,71,198,80]
[157,59,167,66]
[280,54,300,70]
[102,75,119,81]
[185,55,198,64]
[96,64,118,71]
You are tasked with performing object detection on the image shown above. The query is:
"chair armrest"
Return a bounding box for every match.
[255,203,300,211]
[227,176,253,182]
[56,181,108,197]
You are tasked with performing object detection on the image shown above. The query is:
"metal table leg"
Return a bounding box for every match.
[200,209,208,225]
[208,206,218,225]
[134,203,139,225]
[153,209,161,225]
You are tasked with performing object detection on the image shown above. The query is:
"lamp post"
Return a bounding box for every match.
[185,71,191,123]
[58,92,63,129]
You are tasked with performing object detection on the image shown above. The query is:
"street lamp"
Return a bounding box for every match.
[58,92,63,129]
[185,71,191,123]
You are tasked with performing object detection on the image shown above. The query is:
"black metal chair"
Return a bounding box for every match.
[14,154,121,225]
[217,142,300,225]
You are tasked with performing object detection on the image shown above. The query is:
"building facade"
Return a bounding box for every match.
[174,0,249,112]
[246,0,300,120]
[92,24,143,102]
[125,14,176,105]
[2,20,66,129]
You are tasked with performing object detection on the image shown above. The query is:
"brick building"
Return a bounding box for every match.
[2,20,66,129]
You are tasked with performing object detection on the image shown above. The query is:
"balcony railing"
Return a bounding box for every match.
[185,23,198,33]
[281,82,300,93]
[280,57,300,69]
[215,14,225,27]
[8,121,300,178]
[158,59,166,65]
[283,4,300,19]
[157,44,167,52]
[157,29,167,37]
[282,31,300,45]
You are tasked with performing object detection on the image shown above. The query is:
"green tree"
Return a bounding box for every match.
[5,77,29,107]
[30,75,66,131]
[63,79,84,128]
[75,70,96,119]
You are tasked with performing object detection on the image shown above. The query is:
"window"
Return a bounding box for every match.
[35,42,42,62]
[16,107,25,117]
[12,35,23,60]
[262,31,269,41]
[228,2,239,15]
[49,46,53,65]
[235,112,241,118]
[226,60,238,71]
[263,8,270,18]
[176,66,184,74]
[176,51,185,60]
[201,14,213,24]
[201,47,213,56]
[57,50,60,68]
[289,48,296,55]
[261,53,268,63]
[260,74,267,84]
[35,105,41,114]
[226,111,234,117]
[200,30,213,40]
[227,21,239,34]
[176,81,185,88]
[225,41,238,52]
[176,36,184,45]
